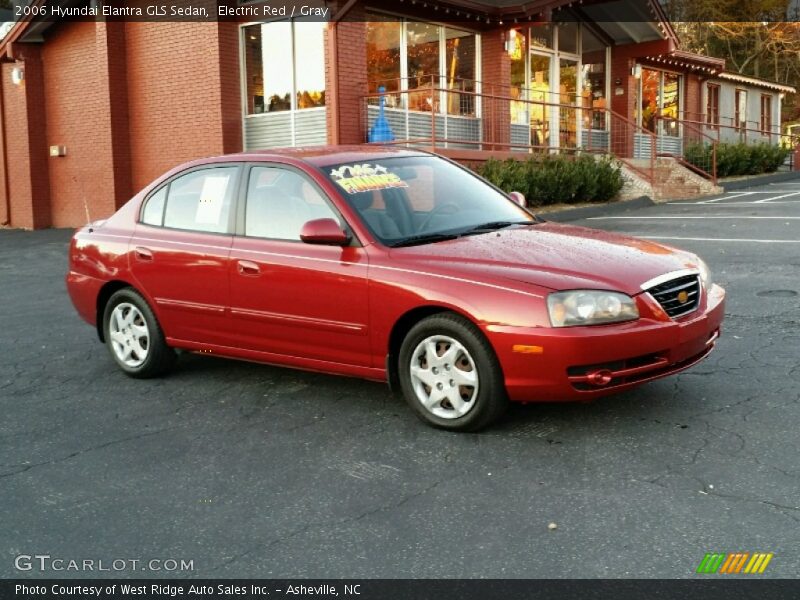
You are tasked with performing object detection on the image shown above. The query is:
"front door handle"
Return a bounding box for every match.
[237,260,260,276]
[134,246,153,262]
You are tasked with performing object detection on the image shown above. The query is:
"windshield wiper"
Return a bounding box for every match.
[460,220,532,235]
[389,232,461,248]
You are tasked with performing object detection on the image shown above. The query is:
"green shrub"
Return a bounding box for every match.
[477,154,624,207]
[685,142,790,178]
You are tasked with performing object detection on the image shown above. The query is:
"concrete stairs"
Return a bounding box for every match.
[618,157,722,202]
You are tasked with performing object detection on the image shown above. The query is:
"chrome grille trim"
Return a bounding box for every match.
[640,268,700,291]
[647,274,702,319]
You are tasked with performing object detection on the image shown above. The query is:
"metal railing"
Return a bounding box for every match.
[654,115,719,185]
[362,75,658,184]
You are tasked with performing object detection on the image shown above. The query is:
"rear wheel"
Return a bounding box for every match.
[102,288,176,378]
[398,313,508,431]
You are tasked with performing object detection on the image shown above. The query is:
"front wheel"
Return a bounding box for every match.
[102,288,176,378]
[398,313,508,431]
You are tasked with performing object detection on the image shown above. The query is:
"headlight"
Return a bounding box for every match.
[547,290,639,327]
[697,258,712,289]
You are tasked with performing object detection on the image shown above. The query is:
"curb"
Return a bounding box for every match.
[535,196,655,223]
[720,171,800,191]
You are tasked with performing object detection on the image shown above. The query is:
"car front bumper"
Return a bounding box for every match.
[487,283,726,402]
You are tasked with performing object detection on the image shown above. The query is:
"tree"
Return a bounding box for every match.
[664,0,800,126]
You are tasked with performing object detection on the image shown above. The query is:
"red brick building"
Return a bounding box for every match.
[0,0,794,228]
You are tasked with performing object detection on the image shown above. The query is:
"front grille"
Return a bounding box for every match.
[648,274,701,319]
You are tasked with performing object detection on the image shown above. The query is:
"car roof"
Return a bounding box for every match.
[217,145,431,168]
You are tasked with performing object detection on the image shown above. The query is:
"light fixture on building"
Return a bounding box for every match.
[10,66,24,86]
[631,64,642,79]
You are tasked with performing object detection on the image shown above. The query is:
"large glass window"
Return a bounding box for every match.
[640,68,660,133]
[582,25,607,131]
[530,54,551,146]
[510,29,528,125]
[638,69,681,134]
[761,94,772,134]
[294,22,326,110]
[706,84,720,128]
[529,23,553,50]
[366,18,479,116]
[444,27,476,116]
[557,21,578,55]
[559,58,578,148]
[243,21,325,116]
[735,89,747,131]
[406,22,440,112]
[366,19,401,95]
[581,62,607,130]
[662,73,680,121]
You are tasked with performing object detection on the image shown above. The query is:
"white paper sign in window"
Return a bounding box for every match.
[195,175,230,225]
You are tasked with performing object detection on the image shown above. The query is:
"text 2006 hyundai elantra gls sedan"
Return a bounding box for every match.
[66,147,725,431]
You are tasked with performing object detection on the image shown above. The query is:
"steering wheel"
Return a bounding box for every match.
[419,202,460,232]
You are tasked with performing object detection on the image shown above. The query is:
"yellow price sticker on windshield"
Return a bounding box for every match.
[330,163,409,194]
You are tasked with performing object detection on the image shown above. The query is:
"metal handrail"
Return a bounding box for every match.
[363,75,659,183]
[654,115,719,185]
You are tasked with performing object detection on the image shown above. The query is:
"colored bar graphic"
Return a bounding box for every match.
[697,553,726,574]
[698,552,773,574]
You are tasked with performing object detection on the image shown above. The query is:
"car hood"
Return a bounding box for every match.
[388,222,701,295]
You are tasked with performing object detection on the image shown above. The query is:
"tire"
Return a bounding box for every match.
[102,287,176,378]
[398,313,508,431]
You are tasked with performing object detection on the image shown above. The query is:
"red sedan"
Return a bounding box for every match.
[66,147,725,431]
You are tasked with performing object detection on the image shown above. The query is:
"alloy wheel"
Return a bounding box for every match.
[108,302,150,368]
[409,335,479,419]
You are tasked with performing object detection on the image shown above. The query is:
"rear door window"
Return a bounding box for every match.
[161,167,238,234]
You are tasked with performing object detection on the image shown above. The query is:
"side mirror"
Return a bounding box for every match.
[509,191,526,207]
[299,218,350,246]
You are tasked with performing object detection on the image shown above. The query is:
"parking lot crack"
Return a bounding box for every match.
[0,425,182,480]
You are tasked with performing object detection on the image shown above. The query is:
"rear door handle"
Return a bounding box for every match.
[134,246,153,262]
[237,260,260,276]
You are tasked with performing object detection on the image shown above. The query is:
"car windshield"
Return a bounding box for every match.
[322,155,535,246]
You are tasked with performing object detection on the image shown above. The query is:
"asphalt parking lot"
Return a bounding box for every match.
[1,179,799,579]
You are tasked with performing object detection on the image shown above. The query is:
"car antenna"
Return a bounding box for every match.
[73,175,92,224]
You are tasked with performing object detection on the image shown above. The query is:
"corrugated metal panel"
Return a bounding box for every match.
[511,124,529,148]
[366,106,480,147]
[244,113,292,150]
[244,109,327,150]
[294,109,327,146]
[582,129,609,151]
[634,133,652,159]
[657,135,683,156]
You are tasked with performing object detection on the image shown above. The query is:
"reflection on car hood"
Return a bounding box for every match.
[388,222,701,295]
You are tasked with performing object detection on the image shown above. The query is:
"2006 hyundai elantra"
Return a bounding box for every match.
[66,147,725,431]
